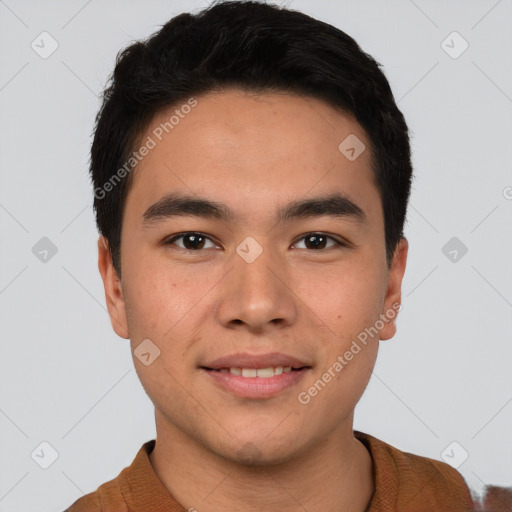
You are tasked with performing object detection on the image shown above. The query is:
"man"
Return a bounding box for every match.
[64,1,487,510]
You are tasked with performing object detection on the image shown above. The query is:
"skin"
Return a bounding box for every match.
[98,88,408,511]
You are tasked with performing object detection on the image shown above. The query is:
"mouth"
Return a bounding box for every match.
[200,353,312,398]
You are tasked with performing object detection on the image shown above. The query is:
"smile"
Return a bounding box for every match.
[201,366,310,398]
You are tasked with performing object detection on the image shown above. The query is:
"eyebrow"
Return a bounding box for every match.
[142,192,367,227]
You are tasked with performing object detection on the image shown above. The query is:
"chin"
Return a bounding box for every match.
[216,433,306,467]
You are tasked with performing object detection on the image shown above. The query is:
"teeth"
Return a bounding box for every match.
[219,366,296,378]
[256,367,274,378]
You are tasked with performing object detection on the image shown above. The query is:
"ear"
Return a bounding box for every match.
[379,237,408,341]
[97,236,130,339]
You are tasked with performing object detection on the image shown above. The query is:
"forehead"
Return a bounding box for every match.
[124,89,380,227]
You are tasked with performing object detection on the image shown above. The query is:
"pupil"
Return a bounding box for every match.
[306,235,325,249]
[184,234,204,249]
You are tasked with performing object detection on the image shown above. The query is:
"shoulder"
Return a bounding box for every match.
[355,431,474,511]
[475,485,512,511]
[63,466,130,512]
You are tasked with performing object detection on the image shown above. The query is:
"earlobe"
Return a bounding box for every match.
[97,236,130,339]
[379,237,408,341]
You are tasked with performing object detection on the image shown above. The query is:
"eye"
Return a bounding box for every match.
[164,232,218,251]
[163,232,347,252]
[293,233,345,250]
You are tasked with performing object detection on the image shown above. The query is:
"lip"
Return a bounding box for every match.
[200,352,312,399]
[202,352,310,370]
[202,367,310,398]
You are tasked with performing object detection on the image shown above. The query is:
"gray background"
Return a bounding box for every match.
[0,0,511,510]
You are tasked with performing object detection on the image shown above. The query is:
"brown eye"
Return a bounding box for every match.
[294,233,342,250]
[166,232,217,250]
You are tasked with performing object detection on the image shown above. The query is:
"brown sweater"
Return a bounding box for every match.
[63,431,489,511]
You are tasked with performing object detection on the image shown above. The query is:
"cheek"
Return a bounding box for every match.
[122,258,217,381]
[124,273,196,402]
[123,256,206,336]
[293,259,386,334]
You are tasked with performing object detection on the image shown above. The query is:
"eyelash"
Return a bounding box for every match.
[163,232,348,251]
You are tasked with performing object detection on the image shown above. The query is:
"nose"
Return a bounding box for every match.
[215,242,298,334]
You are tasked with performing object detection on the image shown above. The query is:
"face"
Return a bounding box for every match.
[98,89,408,465]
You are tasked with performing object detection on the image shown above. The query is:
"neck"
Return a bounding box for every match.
[149,411,375,511]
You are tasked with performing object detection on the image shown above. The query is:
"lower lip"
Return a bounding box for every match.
[201,368,310,398]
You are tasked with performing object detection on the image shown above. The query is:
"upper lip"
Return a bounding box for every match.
[202,352,311,370]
